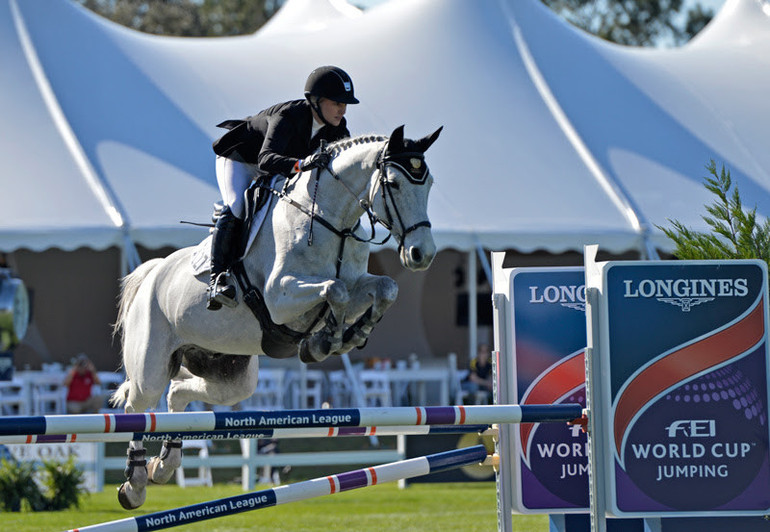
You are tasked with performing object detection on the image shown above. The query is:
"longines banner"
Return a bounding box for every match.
[587,258,770,517]
[509,267,589,513]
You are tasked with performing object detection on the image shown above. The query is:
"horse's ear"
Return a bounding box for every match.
[387,125,405,153]
[413,126,443,153]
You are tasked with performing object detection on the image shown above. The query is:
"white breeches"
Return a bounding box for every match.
[216,156,256,219]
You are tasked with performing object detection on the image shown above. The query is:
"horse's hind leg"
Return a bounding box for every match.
[166,355,258,410]
[116,318,176,510]
[146,355,259,485]
[117,381,167,510]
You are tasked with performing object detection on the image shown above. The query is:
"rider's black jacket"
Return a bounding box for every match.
[212,99,350,181]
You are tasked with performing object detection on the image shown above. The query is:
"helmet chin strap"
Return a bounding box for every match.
[308,97,334,128]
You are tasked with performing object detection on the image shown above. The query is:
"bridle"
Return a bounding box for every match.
[234,140,433,349]
[268,142,432,267]
[373,148,433,250]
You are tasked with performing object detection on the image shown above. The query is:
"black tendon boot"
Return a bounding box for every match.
[207,206,240,311]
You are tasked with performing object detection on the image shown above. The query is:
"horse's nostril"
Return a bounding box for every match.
[410,247,423,263]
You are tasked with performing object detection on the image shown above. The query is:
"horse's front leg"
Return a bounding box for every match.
[265,274,350,326]
[335,274,398,355]
[265,273,350,362]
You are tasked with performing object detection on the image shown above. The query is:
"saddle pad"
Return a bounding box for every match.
[190,178,278,276]
[190,235,213,275]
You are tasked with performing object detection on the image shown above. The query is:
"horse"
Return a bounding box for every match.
[109,125,441,509]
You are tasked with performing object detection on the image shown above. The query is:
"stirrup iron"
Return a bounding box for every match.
[207,271,237,310]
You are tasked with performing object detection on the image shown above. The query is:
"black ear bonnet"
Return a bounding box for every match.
[382,125,443,184]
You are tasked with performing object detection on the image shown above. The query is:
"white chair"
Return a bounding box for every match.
[0,378,28,415]
[242,368,286,410]
[175,440,213,488]
[290,370,324,409]
[96,371,126,413]
[448,352,471,405]
[327,370,353,408]
[358,370,392,407]
[390,360,411,406]
[41,362,63,373]
[30,373,67,415]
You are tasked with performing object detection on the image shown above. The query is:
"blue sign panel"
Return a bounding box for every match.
[597,260,770,516]
[510,268,589,512]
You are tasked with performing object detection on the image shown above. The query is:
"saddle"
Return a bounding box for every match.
[191,176,307,360]
[190,177,277,275]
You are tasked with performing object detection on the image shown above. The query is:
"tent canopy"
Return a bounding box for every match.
[2,0,769,259]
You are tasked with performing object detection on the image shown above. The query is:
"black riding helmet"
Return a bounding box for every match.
[304,66,360,105]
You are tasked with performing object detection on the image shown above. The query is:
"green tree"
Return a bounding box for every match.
[540,0,714,47]
[76,0,284,36]
[658,161,770,267]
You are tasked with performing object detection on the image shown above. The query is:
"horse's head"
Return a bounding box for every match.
[375,125,442,271]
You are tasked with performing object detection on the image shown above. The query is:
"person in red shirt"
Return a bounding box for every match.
[64,354,102,414]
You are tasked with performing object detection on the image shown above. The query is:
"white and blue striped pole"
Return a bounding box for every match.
[67,445,489,532]
[0,424,493,444]
[0,404,581,437]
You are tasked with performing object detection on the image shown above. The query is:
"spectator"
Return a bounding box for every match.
[64,354,102,414]
[462,343,494,404]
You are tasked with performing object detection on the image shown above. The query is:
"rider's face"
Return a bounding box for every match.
[317,98,347,127]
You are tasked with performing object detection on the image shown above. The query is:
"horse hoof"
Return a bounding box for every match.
[117,482,145,510]
[299,341,329,364]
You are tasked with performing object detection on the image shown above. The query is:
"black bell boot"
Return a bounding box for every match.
[207,206,241,311]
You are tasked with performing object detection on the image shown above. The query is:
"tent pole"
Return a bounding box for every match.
[468,251,477,362]
[475,243,493,285]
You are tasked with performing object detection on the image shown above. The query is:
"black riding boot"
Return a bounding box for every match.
[207,206,241,311]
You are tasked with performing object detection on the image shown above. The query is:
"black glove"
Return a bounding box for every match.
[301,151,331,171]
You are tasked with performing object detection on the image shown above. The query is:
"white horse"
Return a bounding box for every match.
[109,125,441,509]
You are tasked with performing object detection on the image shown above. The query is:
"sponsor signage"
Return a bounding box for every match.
[509,268,589,512]
[5,442,101,492]
[586,258,770,517]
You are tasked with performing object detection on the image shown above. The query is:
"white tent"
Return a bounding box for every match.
[7,0,770,259]
[2,0,769,366]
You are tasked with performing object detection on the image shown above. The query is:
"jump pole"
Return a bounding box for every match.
[0,404,582,437]
[0,424,494,444]
[67,444,490,532]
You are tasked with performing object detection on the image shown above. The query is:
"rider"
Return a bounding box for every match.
[207,65,359,311]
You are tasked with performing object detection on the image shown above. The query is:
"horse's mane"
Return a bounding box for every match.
[327,134,387,157]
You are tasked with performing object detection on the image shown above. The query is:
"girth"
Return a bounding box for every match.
[231,262,319,359]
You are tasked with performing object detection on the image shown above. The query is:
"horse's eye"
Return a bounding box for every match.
[386,179,400,190]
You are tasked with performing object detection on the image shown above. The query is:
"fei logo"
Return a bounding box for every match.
[623,278,749,312]
[665,420,716,438]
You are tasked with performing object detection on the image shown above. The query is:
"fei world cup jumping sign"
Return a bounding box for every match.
[508,267,588,513]
[585,249,770,518]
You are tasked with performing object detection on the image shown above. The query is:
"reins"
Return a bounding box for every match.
[236,137,432,347]
[265,140,431,259]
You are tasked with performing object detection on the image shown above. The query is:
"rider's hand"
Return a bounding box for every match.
[300,151,331,171]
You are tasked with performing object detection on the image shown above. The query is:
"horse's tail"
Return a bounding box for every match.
[112,258,163,342]
[110,259,163,408]
[109,381,131,408]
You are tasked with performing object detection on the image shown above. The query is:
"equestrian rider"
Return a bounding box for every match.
[207,66,359,311]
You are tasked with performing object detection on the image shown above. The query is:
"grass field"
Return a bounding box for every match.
[1,482,550,531]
